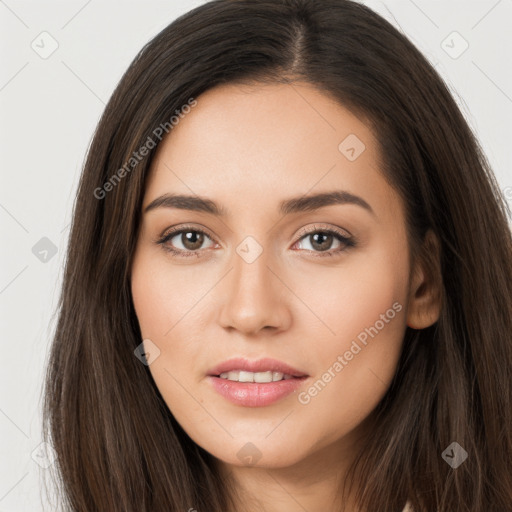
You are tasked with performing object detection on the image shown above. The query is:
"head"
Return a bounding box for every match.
[43,1,512,511]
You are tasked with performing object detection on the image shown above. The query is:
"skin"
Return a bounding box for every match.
[130,81,442,511]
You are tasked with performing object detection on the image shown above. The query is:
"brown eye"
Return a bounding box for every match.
[307,232,336,252]
[178,231,206,251]
[293,225,356,258]
[157,226,216,258]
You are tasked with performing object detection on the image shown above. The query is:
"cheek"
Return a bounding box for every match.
[290,232,410,351]
[291,238,409,430]
[131,249,206,338]
[130,249,211,410]
[291,297,407,457]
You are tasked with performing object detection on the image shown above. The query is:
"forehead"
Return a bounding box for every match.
[143,82,401,222]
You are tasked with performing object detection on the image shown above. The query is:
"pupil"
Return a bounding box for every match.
[183,231,204,250]
[311,233,332,251]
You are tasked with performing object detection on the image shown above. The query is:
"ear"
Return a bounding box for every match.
[406,229,443,329]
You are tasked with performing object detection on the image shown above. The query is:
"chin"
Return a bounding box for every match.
[204,438,309,469]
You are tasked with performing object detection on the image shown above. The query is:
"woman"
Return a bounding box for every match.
[43,0,512,510]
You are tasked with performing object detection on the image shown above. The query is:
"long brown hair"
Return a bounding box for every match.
[43,0,512,510]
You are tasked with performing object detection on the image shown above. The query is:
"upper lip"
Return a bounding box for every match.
[207,357,308,377]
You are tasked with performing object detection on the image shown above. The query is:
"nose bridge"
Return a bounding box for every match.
[233,240,272,293]
[217,235,290,334]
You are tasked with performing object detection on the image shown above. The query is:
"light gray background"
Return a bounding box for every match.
[1,0,511,510]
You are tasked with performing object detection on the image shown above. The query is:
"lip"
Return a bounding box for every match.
[207,357,308,378]
[206,357,309,407]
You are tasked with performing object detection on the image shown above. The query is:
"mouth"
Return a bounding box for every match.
[214,370,303,383]
[207,356,308,379]
[206,357,309,407]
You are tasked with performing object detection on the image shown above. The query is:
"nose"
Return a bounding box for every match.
[217,247,292,336]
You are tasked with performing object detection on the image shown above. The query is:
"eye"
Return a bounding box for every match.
[156,225,217,258]
[156,223,356,259]
[293,224,356,258]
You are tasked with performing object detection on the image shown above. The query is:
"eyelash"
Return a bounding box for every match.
[155,224,356,259]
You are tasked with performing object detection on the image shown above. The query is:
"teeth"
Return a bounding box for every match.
[238,371,254,383]
[218,370,293,382]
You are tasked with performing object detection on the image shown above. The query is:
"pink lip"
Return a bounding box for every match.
[206,357,309,407]
[207,357,308,377]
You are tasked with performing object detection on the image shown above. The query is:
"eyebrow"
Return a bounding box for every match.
[144,190,375,217]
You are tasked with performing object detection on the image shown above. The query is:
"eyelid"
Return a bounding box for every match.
[156,223,218,248]
[158,223,215,240]
[294,223,353,240]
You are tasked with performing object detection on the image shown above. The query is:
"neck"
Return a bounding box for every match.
[215,422,371,512]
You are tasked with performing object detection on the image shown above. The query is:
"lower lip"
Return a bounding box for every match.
[207,375,308,407]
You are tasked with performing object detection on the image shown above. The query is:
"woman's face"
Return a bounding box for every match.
[131,82,414,469]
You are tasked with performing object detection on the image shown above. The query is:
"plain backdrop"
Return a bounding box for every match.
[1,0,511,510]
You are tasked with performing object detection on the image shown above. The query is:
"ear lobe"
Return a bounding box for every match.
[406,229,443,330]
